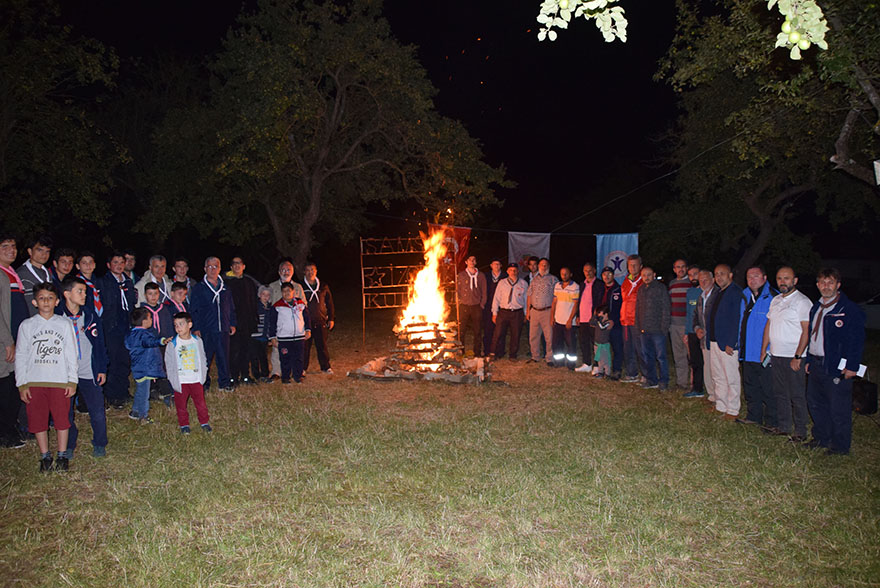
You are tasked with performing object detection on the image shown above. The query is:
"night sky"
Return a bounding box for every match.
[64,0,678,240]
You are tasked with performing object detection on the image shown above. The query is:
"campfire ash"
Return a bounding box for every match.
[349,231,491,384]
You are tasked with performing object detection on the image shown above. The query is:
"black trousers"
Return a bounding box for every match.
[458,304,483,356]
[0,373,22,444]
[578,323,594,366]
[742,360,775,426]
[490,309,524,358]
[304,324,331,371]
[104,328,131,402]
[229,330,252,381]
[249,339,269,379]
[482,309,495,358]
[686,333,704,393]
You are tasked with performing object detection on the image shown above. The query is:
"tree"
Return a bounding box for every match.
[0,0,124,238]
[642,0,878,277]
[148,0,508,268]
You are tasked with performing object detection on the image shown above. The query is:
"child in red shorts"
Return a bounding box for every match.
[164,312,211,434]
[15,282,78,472]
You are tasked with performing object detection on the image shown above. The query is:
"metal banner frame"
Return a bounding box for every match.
[359,236,458,348]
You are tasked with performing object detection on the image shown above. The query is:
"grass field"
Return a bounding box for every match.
[2,316,879,587]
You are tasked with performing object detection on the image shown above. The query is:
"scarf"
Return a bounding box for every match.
[23,260,50,287]
[67,312,83,361]
[204,276,224,331]
[143,304,162,336]
[304,278,320,303]
[811,294,840,341]
[78,272,102,316]
[0,265,24,293]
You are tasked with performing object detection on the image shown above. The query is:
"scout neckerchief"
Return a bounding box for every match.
[78,272,102,316]
[67,310,83,361]
[811,293,840,342]
[142,303,162,336]
[204,275,224,331]
[0,265,24,293]
[304,278,320,303]
[23,260,50,289]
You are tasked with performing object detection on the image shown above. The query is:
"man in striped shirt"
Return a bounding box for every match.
[667,259,692,390]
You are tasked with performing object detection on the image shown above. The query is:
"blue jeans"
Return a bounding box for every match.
[132,378,152,418]
[642,332,669,386]
[68,378,108,451]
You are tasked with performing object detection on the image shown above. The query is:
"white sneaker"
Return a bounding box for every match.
[574,364,592,373]
[322,368,334,375]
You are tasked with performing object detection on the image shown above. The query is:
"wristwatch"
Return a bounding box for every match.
[794,354,802,359]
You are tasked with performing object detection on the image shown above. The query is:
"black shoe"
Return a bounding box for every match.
[3,437,26,449]
[825,448,849,456]
[55,456,69,472]
[801,438,823,449]
[735,418,758,425]
[39,456,53,472]
[201,423,213,433]
[788,435,807,444]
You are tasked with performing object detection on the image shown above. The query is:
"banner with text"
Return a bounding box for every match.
[596,233,638,282]
[508,231,551,278]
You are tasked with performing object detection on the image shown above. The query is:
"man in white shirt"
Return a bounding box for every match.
[551,267,580,370]
[490,264,528,361]
[761,266,812,441]
[135,255,174,305]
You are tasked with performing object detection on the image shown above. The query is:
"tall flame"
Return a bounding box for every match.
[399,231,449,328]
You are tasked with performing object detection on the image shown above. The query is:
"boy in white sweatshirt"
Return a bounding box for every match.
[15,282,78,472]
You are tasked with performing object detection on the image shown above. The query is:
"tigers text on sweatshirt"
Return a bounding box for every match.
[15,313,78,391]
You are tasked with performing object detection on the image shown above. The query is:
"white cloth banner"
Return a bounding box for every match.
[596,233,638,282]
[508,231,550,278]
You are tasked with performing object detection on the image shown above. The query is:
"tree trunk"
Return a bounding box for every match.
[733,217,781,281]
[733,181,812,282]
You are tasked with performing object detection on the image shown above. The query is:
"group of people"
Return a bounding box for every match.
[0,234,336,471]
[457,254,867,455]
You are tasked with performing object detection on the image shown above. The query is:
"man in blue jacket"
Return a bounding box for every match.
[191,256,237,391]
[738,266,777,427]
[707,264,744,420]
[805,268,866,455]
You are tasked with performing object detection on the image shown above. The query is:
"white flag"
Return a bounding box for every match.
[508,231,550,278]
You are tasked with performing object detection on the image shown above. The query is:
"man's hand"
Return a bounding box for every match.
[843,369,858,379]
[65,386,76,398]
[270,337,277,346]
[19,387,31,403]
[4,344,14,364]
[194,330,201,337]
[565,320,572,329]
[328,320,335,330]
[695,327,705,340]
[724,345,735,356]
[229,326,236,335]
[789,358,802,372]
[682,335,688,345]
[305,330,311,340]
[97,373,107,386]
[492,314,497,325]
[525,311,530,322]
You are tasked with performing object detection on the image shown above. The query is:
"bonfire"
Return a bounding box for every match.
[349,231,491,383]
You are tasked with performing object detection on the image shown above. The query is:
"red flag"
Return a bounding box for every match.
[428,223,471,270]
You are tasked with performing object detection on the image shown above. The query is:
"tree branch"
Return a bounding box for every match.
[830,106,877,185]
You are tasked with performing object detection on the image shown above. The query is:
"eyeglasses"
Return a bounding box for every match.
[206,265,219,270]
